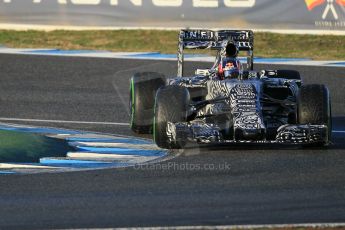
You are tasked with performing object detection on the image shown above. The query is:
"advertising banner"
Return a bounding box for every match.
[0,0,344,31]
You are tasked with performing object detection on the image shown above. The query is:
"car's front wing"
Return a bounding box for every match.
[167,121,329,145]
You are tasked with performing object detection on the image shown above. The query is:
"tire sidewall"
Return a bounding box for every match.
[153,86,190,149]
[130,72,165,134]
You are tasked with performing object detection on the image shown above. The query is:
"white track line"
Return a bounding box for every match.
[0,118,344,133]
[67,152,157,161]
[0,48,344,67]
[0,117,129,126]
[0,23,345,35]
[67,152,142,159]
[0,163,58,169]
[113,223,345,230]
[74,223,345,230]
[69,142,159,150]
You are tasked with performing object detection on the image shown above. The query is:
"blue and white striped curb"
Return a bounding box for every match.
[0,47,344,67]
[0,123,168,174]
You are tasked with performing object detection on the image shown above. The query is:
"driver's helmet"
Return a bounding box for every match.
[218,57,242,79]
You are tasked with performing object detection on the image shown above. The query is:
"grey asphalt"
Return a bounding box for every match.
[0,53,345,229]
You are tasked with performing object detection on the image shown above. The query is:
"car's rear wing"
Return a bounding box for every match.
[177,29,254,77]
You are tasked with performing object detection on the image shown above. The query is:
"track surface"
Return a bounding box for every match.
[0,54,345,229]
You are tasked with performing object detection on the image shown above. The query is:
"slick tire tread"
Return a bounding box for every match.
[154,85,189,149]
[298,84,331,146]
[130,72,165,134]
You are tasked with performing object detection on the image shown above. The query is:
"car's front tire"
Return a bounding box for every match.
[153,85,190,149]
[297,84,332,146]
[129,72,165,134]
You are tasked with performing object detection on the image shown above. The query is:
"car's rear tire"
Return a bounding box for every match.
[276,70,301,80]
[297,84,331,146]
[154,85,189,149]
[130,72,165,134]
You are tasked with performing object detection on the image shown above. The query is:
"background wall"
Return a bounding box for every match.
[0,0,344,32]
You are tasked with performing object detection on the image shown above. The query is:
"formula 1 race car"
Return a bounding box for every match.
[129,30,331,149]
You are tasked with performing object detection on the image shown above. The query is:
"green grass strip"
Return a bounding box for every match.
[0,30,344,60]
